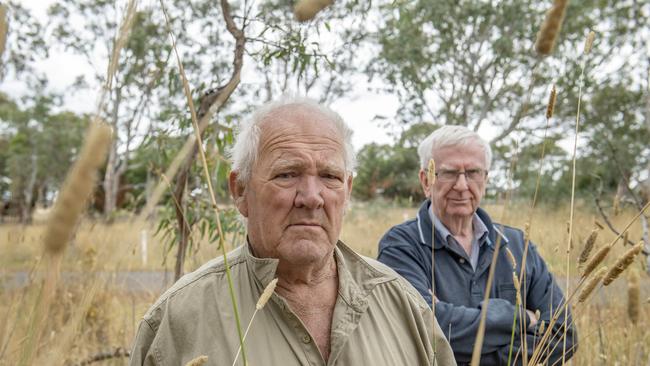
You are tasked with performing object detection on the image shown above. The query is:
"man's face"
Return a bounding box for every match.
[230,106,352,266]
[419,143,487,223]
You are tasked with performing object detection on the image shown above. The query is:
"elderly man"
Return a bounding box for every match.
[129,99,455,366]
[377,125,577,365]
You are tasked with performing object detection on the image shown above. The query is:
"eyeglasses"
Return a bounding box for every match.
[434,169,487,183]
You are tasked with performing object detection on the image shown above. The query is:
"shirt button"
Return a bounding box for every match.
[459,258,466,264]
[301,334,311,344]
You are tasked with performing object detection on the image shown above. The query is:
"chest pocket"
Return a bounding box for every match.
[496,283,517,305]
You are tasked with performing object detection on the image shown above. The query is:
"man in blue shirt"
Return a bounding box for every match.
[377,125,577,365]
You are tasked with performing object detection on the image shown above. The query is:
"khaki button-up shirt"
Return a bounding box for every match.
[129,241,456,366]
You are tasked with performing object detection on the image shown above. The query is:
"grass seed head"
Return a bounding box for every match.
[534,0,569,56]
[584,30,596,54]
[184,355,208,366]
[578,228,599,266]
[578,266,607,303]
[581,245,610,278]
[256,278,278,310]
[627,270,639,323]
[546,85,557,119]
[43,122,112,253]
[427,159,436,186]
[294,0,334,22]
[603,242,643,286]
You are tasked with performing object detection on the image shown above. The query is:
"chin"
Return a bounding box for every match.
[281,238,333,264]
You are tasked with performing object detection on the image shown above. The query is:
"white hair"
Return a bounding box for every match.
[229,97,357,184]
[417,125,492,170]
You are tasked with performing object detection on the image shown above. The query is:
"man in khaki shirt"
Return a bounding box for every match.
[129,98,455,366]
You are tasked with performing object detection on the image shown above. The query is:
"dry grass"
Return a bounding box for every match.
[1,201,648,364]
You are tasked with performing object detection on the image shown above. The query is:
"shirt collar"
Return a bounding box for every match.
[427,204,490,246]
[243,239,389,313]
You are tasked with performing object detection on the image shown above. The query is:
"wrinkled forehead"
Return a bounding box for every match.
[259,105,343,144]
[432,142,488,168]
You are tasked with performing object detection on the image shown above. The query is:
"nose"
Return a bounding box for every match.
[452,172,469,190]
[294,175,325,209]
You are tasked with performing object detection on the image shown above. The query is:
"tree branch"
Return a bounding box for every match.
[74,347,130,366]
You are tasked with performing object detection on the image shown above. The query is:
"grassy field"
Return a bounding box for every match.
[0,200,648,365]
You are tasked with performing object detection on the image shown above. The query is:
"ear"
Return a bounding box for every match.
[418,169,430,198]
[229,171,249,217]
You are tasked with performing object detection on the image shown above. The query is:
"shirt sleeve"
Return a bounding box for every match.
[129,319,158,366]
[377,240,530,365]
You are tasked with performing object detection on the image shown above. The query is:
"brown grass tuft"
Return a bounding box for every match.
[546,85,557,119]
[581,245,610,279]
[603,242,643,286]
[578,266,607,303]
[534,0,569,56]
[627,270,639,323]
[294,0,334,22]
[0,4,7,60]
[43,122,113,253]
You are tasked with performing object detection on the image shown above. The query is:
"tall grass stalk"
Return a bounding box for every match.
[506,83,557,364]
[231,278,278,366]
[158,1,247,364]
[427,159,437,358]
[561,31,595,364]
[470,149,517,366]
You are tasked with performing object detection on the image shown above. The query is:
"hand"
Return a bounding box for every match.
[525,309,538,328]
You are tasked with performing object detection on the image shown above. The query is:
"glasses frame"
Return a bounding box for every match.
[432,168,488,183]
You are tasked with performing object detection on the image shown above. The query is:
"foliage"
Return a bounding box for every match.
[0,92,87,219]
[354,122,436,202]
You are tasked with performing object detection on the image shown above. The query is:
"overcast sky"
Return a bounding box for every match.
[9,0,398,151]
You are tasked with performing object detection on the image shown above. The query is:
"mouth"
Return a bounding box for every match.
[289,222,323,228]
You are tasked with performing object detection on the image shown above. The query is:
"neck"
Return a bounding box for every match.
[439,214,474,238]
[275,252,337,288]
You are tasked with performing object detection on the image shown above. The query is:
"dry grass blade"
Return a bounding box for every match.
[505,247,517,270]
[627,271,639,323]
[534,0,569,56]
[158,0,248,363]
[0,3,7,61]
[577,266,606,303]
[294,0,333,22]
[602,242,643,286]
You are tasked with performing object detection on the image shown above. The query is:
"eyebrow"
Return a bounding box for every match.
[269,159,345,174]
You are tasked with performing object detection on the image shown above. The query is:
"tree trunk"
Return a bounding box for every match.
[21,152,38,224]
[103,85,123,217]
[173,165,191,281]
